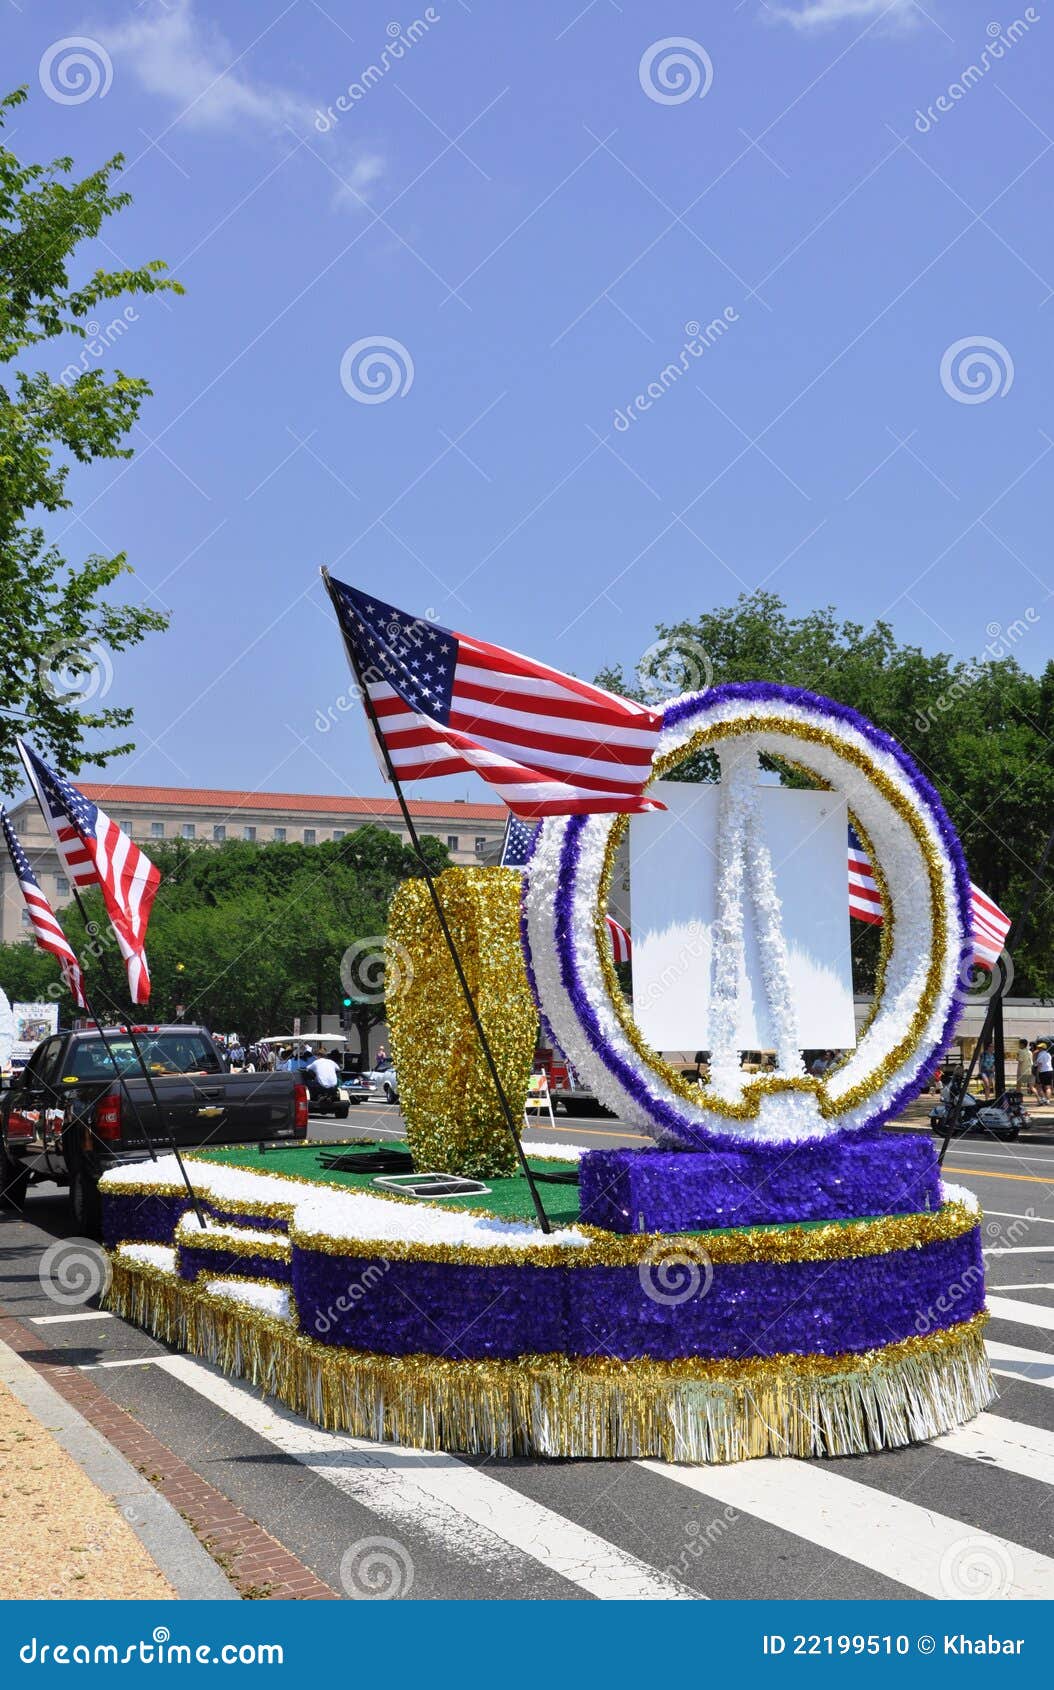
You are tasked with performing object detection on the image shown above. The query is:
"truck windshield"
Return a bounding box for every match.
[68,1034,224,1081]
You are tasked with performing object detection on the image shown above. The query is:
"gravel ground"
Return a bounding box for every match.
[0,1379,174,1600]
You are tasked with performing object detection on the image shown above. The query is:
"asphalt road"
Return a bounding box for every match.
[2,1105,1054,1601]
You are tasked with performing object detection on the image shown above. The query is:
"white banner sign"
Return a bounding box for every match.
[629,782,856,1053]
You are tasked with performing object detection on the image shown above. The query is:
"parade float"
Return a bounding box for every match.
[102,671,993,1464]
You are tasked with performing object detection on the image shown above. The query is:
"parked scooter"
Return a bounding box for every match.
[929,1070,1027,1141]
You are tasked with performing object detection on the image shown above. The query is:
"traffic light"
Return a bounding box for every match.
[341,995,353,1034]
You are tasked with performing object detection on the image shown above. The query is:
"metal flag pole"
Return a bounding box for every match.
[64,881,208,1228]
[939,824,1054,1166]
[320,568,552,1235]
[16,743,207,1227]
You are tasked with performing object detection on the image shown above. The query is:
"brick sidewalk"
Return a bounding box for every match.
[0,1308,335,1602]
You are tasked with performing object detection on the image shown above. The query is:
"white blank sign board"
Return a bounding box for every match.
[629,782,856,1052]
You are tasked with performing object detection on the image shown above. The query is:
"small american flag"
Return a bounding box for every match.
[1,808,87,1009]
[606,914,632,964]
[848,825,1011,968]
[326,576,666,818]
[499,816,539,868]
[17,741,160,1005]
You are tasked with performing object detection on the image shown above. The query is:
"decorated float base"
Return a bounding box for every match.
[100,1139,996,1463]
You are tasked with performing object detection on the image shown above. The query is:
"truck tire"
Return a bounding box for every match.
[0,1145,30,1211]
[383,1083,397,1104]
[70,1167,103,1241]
[336,1103,351,1120]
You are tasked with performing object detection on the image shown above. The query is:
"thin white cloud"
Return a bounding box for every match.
[100,0,385,199]
[769,0,922,30]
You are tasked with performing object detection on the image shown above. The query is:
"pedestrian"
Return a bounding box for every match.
[978,1039,996,1100]
[1035,1042,1053,1104]
[1016,1038,1035,1100]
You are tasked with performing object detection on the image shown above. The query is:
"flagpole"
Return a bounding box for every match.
[939,824,1054,1165]
[321,568,552,1235]
[15,743,207,1228]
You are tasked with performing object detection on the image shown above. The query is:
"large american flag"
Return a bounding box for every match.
[848,825,1011,968]
[326,576,665,819]
[1,808,87,1009]
[17,741,160,1004]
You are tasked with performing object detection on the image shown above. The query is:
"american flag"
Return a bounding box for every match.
[17,741,160,1005]
[1,808,87,1009]
[848,824,1011,968]
[326,576,666,819]
[497,814,632,958]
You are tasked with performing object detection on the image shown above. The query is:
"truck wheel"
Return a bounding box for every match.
[0,1147,30,1211]
[70,1167,102,1241]
[336,1104,351,1120]
[384,1083,397,1104]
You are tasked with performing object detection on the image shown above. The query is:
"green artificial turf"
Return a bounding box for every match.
[188,1139,914,1236]
[190,1140,583,1227]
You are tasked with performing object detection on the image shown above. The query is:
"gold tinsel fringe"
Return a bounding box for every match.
[105,1260,995,1463]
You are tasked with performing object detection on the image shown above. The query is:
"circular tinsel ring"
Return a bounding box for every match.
[521,683,973,1147]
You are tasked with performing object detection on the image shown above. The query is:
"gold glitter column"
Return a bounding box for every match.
[386,868,538,1177]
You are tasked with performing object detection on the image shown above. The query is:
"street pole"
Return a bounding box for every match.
[939,825,1054,1165]
[321,568,551,1234]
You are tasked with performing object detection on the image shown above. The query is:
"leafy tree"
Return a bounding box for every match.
[0,86,180,791]
[0,827,451,1040]
[600,593,1054,996]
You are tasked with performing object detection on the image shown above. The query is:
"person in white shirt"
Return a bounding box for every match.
[306,1050,342,1097]
[1034,1043,1052,1102]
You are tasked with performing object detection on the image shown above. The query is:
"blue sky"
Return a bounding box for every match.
[4,0,1052,803]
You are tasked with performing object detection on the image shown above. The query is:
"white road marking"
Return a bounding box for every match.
[983,1211,1054,1225]
[933,1413,1054,1486]
[988,1282,1054,1293]
[636,1458,1054,1598]
[987,1296,1054,1333]
[984,1245,1054,1256]
[80,1357,164,1369]
[157,1354,698,1600]
[988,1340,1054,1390]
[30,1311,114,1325]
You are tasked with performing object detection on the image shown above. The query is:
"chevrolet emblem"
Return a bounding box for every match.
[196,1105,224,1118]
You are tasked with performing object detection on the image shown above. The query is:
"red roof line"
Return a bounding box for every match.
[73,783,507,821]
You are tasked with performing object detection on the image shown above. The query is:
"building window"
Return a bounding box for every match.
[21,909,31,926]
[55,875,70,898]
[273,827,286,842]
[303,828,316,845]
[117,819,133,834]
[243,825,256,842]
[332,830,345,841]
[150,822,164,839]
[447,835,459,852]
[213,825,226,842]
[181,823,196,840]
[475,836,487,855]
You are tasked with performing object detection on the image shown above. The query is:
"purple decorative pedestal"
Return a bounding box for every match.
[579,1135,942,1234]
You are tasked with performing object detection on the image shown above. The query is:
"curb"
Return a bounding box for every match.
[0,1336,238,1602]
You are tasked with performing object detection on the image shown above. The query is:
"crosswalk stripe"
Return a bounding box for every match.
[156,1354,698,1601]
[987,1296,1054,1333]
[635,1458,1054,1597]
[987,1340,1054,1390]
[933,1412,1054,1486]
[30,1311,114,1326]
[987,1282,1054,1293]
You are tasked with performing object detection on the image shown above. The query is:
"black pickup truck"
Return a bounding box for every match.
[0,1025,308,1235]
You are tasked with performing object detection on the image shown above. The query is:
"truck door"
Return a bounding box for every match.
[10,1037,68,1175]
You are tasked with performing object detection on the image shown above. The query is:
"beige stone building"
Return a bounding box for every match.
[1,782,508,945]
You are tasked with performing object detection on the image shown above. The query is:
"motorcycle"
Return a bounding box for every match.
[929,1072,1027,1142]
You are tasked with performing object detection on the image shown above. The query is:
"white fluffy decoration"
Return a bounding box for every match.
[116,1242,177,1275]
[524,691,968,1147]
[205,1279,292,1322]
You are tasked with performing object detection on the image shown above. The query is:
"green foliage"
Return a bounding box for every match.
[0,87,181,789]
[0,827,451,1038]
[600,592,1054,996]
